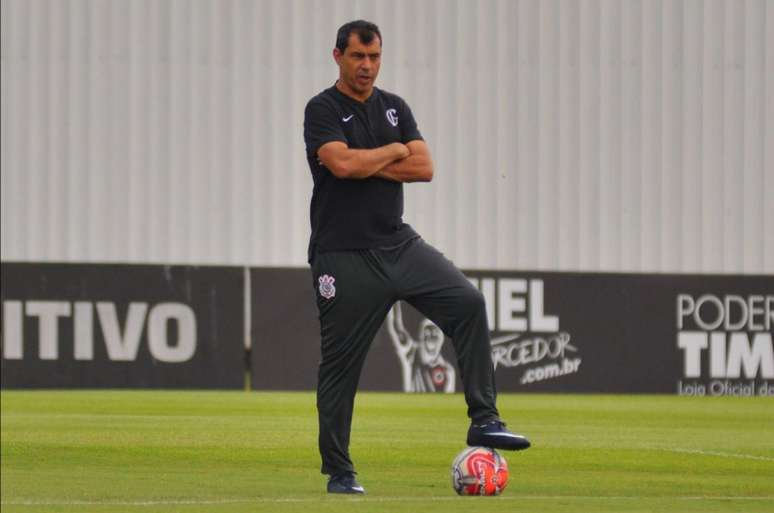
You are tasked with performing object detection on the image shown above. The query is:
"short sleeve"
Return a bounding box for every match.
[304,99,347,157]
[397,98,423,143]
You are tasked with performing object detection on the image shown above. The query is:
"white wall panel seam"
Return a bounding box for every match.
[742,0,763,272]
[764,1,773,269]
[702,3,723,272]
[660,0,681,272]
[682,0,702,272]
[765,1,774,268]
[722,0,743,273]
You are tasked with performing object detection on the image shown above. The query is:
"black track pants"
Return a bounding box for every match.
[311,237,500,475]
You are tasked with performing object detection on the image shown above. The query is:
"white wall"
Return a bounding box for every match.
[2,0,772,273]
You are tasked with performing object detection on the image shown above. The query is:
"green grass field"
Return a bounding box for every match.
[1,391,773,513]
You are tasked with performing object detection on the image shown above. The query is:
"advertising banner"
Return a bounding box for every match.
[251,268,773,395]
[5,263,769,394]
[669,275,773,397]
[1,263,245,388]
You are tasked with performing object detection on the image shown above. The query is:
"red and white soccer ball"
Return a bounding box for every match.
[451,446,509,496]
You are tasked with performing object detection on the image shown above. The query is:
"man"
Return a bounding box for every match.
[303,20,530,495]
[386,302,456,393]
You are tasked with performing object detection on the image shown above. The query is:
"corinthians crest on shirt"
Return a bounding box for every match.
[318,274,336,299]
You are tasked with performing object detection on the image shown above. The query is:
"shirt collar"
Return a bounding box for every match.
[331,82,379,105]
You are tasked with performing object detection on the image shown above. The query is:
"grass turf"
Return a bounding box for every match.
[1,391,773,513]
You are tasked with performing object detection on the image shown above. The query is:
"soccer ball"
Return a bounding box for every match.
[451,446,509,496]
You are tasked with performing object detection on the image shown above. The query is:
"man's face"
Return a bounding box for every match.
[420,320,444,360]
[334,33,381,98]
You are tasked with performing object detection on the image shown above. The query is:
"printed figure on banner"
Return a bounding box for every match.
[386,302,455,393]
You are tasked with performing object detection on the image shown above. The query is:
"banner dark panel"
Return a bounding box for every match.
[1,263,245,389]
[249,268,320,390]
[462,271,772,395]
[251,268,773,396]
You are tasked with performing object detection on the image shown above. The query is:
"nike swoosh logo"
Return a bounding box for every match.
[342,115,354,122]
[482,432,527,439]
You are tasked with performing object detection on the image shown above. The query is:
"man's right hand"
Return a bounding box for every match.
[390,142,411,160]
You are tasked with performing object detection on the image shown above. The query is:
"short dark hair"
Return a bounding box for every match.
[336,20,382,53]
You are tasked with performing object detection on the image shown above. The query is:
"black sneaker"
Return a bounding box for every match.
[327,472,365,494]
[467,420,531,451]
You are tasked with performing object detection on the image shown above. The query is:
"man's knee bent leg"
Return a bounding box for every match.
[456,286,487,317]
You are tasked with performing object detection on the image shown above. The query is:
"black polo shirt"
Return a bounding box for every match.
[303,85,423,262]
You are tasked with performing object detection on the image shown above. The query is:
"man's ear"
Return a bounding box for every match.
[333,48,342,65]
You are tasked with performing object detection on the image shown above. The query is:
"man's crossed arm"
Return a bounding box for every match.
[317,140,434,183]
